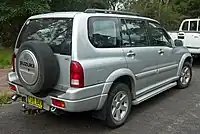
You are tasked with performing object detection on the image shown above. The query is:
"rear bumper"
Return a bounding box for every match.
[187,48,200,54]
[7,72,111,112]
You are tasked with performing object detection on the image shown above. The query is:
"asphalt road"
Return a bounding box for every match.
[1,61,200,134]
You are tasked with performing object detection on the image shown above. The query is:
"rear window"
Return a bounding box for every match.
[17,18,73,55]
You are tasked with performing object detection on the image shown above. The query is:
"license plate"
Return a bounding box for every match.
[27,96,43,109]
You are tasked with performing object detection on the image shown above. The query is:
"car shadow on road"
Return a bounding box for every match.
[192,56,200,68]
[32,109,113,133]
[31,88,182,133]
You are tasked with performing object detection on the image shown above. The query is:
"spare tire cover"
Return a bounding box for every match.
[16,40,60,94]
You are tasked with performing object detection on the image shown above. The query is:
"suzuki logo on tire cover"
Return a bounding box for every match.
[20,61,35,68]
[20,53,35,68]
[18,50,39,85]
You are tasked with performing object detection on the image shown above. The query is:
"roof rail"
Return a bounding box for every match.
[84,9,142,16]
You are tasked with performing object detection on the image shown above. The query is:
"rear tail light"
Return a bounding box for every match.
[51,98,65,108]
[9,84,16,91]
[70,61,84,88]
[11,53,16,72]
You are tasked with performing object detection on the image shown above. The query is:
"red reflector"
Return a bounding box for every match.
[9,84,16,91]
[51,98,65,108]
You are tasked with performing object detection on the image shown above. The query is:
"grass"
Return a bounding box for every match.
[0,91,13,106]
[0,48,12,68]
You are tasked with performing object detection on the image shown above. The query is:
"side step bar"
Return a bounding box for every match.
[132,82,177,105]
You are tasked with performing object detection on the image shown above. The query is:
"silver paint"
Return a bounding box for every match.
[8,11,193,113]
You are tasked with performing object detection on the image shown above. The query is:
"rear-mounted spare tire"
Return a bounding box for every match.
[16,40,60,94]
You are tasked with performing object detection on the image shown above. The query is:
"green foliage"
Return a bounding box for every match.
[0,49,12,68]
[49,0,109,11]
[0,0,50,47]
[87,0,109,9]
[158,5,183,30]
[173,0,200,18]
[0,92,12,106]
[127,0,200,30]
[0,0,200,47]
[49,0,87,11]
[0,0,49,23]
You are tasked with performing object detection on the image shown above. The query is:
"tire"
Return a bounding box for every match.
[105,83,132,128]
[177,62,192,89]
[16,40,60,94]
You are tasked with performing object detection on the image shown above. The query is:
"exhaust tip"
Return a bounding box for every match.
[11,94,19,101]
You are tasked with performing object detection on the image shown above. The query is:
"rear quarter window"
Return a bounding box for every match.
[88,17,120,48]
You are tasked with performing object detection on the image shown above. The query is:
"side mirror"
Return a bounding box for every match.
[174,39,183,47]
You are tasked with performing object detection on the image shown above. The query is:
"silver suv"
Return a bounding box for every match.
[7,9,193,128]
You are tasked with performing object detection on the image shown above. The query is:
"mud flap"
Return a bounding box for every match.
[92,100,108,121]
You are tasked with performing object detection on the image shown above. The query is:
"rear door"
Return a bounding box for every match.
[120,18,159,94]
[16,18,73,91]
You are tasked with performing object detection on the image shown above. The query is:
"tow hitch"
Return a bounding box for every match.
[50,107,65,115]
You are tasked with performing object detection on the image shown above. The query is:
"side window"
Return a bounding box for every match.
[199,21,200,31]
[148,21,172,47]
[182,21,189,31]
[190,21,197,31]
[121,19,149,47]
[88,17,120,48]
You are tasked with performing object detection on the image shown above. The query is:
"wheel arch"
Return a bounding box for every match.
[104,68,136,94]
[177,53,193,76]
[96,68,136,110]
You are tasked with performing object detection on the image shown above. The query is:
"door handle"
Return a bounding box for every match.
[127,51,136,57]
[158,49,164,55]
